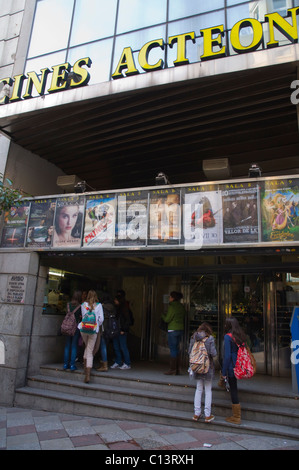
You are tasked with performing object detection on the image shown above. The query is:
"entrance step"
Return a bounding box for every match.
[14,363,299,440]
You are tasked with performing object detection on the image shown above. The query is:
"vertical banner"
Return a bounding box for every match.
[83,194,116,247]
[26,198,56,248]
[183,185,222,249]
[261,178,299,242]
[221,182,259,243]
[115,190,148,246]
[148,188,181,246]
[52,195,84,248]
[0,201,30,247]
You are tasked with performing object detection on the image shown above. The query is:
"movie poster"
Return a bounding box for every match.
[0,201,30,248]
[83,194,116,247]
[26,198,56,248]
[52,196,84,248]
[148,189,181,246]
[183,186,222,248]
[261,178,299,242]
[221,183,259,243]
[115,191,148,246]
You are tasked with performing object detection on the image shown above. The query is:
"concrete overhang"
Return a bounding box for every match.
[0,45,299,190]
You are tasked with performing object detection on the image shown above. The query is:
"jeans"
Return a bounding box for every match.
[113,333,131,366]
[228,376,239,404]
[100,335,107,362]
[64,329,80,368]
[167,330,183,358]
[194,378,212,417]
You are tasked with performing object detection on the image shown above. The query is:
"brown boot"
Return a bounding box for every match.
[97,361,108,372]
[84,367,91,383]
[164,358,177,375]
[226,404,241,424]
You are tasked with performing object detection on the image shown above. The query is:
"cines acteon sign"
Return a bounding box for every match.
[1,7,299,105]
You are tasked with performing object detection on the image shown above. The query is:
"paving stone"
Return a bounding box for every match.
[6,432,40,450]
[40,437,75,450]
[62,419,97,437]
[34,415,64,432]
[37,429,68,441]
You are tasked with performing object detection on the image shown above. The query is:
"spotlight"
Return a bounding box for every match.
[74,181,86,193]
[248,163,262,178]
[155,172,170,185]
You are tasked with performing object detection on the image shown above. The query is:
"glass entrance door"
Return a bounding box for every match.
[189,274,220,350]
[231,274,265,373]
[152,275,183,362]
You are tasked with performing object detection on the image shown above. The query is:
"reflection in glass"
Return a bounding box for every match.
[28,0,74,57]
[25,52,67,97]
[231,274,264,371]
[169,0,224,20]
[189,275,219,344]
[113,26,166,75]
[117,0,167,34]
[68,39,113,84]
[70,0,117,46]
[227,4,255,30]
[168,12,225,64]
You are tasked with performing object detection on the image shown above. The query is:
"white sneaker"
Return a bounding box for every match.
[110,363,120,369]
[119,364,131,370]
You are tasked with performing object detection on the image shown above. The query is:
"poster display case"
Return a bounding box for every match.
[1,176,299,251]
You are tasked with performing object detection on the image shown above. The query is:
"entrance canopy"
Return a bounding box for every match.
[0,46,299,192]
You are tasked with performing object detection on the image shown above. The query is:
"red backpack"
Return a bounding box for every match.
[228,333,256,379]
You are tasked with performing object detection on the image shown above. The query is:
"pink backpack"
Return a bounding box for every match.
[61,304,80,336]
[228,333,256,379]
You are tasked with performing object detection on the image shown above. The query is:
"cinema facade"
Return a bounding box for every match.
[1,0,299,405]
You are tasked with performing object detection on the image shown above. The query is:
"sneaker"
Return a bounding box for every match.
[119,364,131,370]
[110,363,121,369]
[205,415,215,423]
[192,414,201,421]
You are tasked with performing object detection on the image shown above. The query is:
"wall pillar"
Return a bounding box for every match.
[0,251,40,406]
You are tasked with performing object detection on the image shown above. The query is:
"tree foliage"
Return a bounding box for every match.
[0,173,25,215]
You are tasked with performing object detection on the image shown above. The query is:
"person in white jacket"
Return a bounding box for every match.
[79,290,103,383]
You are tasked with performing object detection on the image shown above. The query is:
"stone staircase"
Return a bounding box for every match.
[14,362,299,440]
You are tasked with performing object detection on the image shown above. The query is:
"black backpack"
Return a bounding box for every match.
[103,312,120,340]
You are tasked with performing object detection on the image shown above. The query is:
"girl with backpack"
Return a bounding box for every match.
[222,317,247,425]
[62,290,82,371]
[188,323,217,423]
[79,290,103,383]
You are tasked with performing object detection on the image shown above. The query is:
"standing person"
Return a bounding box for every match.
[79,290,103,383]
[161,291,186,375]
[97,293,117,372]
[188,323,217,423]
[63,290,82,371]
[222,317,247,424]
[110,293,131,370]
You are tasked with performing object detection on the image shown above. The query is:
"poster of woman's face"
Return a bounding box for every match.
[52,196,84,248]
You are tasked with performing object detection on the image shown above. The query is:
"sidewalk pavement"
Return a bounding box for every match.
[1,405,299,451]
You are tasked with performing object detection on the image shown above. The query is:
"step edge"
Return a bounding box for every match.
[14,387,299,440]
